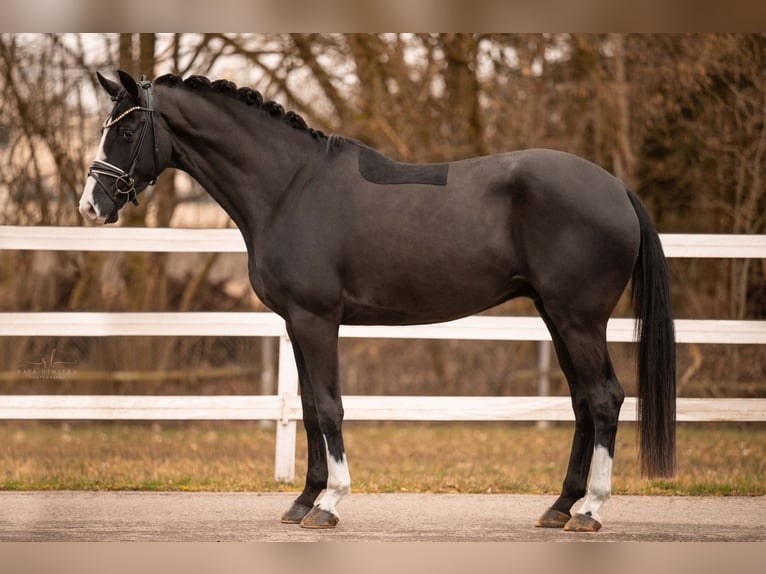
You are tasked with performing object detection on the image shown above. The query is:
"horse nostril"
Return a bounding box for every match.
[79,201,99,222]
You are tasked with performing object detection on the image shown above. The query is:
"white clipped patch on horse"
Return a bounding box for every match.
[79,122,110,222]
[576,444,613,522]
[315,435,351,517]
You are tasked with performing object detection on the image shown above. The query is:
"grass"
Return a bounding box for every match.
[0,421,764,495]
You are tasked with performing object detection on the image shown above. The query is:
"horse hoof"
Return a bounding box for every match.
[535,507,571,528]
[300,506,340,529]
[281,502,313,524]
[564,513,602,532]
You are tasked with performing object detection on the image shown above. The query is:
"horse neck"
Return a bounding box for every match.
[157,85,320,239]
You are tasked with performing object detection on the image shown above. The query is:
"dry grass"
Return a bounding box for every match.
[0,421,763,495]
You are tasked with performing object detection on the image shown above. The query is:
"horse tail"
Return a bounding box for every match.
[626,187,676,478]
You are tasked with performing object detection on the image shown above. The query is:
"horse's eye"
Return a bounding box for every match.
[122,129,134,141]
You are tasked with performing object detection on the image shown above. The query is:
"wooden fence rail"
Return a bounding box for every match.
[2,226,766,257]
[1,226,765,481]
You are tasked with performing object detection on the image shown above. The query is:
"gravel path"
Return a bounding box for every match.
[1,491,763,541]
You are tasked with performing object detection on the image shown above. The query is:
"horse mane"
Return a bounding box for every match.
[155,73,327,141]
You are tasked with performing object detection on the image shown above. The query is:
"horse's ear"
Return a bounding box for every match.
[117,69,140,103]
[97,72,122,99]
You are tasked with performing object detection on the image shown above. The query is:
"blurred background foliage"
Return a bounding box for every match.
[0,33,764,398]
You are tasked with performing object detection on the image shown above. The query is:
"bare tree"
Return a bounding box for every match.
[2,33,764,397]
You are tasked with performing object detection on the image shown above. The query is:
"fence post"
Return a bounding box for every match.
[536,340,552,429]
[274,330,299,482]
[258,336,276,430]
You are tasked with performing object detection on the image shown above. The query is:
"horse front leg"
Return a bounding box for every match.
[284,307,349,529]
[280,332,329,524]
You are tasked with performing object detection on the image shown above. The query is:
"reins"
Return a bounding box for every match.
[88,76,160,208]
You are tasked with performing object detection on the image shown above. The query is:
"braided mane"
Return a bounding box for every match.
[155,74,326,141]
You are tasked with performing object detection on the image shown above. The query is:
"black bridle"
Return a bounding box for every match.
[88,76,160,208]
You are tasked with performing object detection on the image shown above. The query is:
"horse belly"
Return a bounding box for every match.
[339,210,519,325]
[339,265,517,325]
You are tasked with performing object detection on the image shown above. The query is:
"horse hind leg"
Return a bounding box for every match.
[535,303,624,532]
[535,301,595,529]
[562,327,624,532]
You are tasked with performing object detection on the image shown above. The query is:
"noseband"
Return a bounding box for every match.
[88,76,160,208]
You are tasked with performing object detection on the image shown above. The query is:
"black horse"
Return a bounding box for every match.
[79,71,675,532]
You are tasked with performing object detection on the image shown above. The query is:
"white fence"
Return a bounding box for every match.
[1,226,766,482]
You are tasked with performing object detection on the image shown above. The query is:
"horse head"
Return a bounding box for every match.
[79,70,164,224]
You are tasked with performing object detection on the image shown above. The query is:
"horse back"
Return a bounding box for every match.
[261,146,639,324]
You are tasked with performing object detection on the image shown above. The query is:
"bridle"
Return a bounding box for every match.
[88,76,160,208]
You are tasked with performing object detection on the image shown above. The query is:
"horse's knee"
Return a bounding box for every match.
[316,398,344,434]
[587,381,624,429]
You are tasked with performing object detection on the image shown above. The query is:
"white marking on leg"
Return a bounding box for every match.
[79,124,110,223]
[576,444,613,522]
[315,435,350,517]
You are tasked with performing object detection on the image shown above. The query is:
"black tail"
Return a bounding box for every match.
[626,188,676,478]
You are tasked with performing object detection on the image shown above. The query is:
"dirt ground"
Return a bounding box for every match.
[0,491,763,542]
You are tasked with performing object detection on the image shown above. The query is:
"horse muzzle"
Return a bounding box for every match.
[79,176,118,225]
